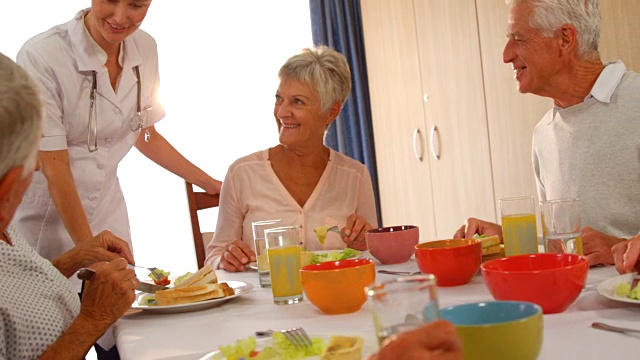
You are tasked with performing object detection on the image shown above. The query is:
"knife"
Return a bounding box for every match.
[77,268,169,294]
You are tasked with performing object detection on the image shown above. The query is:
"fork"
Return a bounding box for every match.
[129,265,162,280]
[591,322,640,334]
[255,327,312,349]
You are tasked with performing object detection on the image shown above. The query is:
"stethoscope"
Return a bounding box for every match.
[87,65,152,152]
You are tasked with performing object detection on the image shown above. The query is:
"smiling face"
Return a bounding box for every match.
[85,0,151,52]
[502,2,563,96]
[274,78,337,150]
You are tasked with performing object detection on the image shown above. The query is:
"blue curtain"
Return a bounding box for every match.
[309,0,381,225]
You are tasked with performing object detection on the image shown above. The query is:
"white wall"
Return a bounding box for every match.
[2,1,312,276]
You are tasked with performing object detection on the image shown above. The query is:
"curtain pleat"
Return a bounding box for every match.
[309,0,381,225]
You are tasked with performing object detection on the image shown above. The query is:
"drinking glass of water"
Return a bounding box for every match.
[540,198,582,255]
[365,274,440,347]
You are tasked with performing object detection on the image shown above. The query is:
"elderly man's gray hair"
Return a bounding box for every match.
[0,52,42,178]
[507,0,601,61]
[278,45,352,115]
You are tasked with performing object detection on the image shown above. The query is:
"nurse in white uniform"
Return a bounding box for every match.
[12,2,221,276]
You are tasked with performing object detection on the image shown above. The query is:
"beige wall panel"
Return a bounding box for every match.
[413,0,496,236]
[600,0,640,71]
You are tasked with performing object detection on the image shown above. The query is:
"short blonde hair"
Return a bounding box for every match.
[278,45,352,114]
[0,52,42,178]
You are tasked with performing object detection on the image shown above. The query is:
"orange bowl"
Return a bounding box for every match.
[300,259,375,314]
[366,225,419,264]
[481,253,588,314]
[415,239,482,286]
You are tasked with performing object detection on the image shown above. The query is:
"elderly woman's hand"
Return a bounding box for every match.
[219,240,256,272]
[341,214,372,251]
[79,258,138,329]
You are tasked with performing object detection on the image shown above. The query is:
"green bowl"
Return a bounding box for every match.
[440,301,543,360]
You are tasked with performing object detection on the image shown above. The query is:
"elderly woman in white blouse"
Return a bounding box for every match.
[0,52,138,359]
[205,46,378,272]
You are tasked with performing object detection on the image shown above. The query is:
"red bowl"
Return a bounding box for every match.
[481,253,588,314]
[415,239,482,287]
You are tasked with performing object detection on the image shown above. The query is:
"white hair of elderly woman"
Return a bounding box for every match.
[278,45,352,115]
[506,0,601,61]
[0,52,42,179]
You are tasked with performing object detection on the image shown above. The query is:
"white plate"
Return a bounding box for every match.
[308,249,364,263]
[132,281,254,314]
[596,273,640,304]
[199,333,376,360]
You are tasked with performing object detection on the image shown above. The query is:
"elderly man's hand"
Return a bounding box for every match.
[79,258,138,329]
[612,232,640,274]
[369,320,463,360]
[52,230,134,278]
[582,227,625,266]
[219,239,256,272]
[341,214,372,251]
[453,218,503,242]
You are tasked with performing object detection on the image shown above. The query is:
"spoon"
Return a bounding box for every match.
[591,322,640,334]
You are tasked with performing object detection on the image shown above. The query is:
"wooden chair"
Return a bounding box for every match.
[185,181,220,268]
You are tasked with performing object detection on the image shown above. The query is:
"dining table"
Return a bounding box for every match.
[114,252,640,359]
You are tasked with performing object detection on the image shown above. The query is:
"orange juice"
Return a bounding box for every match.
[502,213,538,256]
[268,245,302,302]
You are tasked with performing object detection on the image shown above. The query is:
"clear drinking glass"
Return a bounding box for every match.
[365,274,440,347]
[265,226,303,304]
[500,196,538,256]
[252,220,282,288]
[540,198,582,255]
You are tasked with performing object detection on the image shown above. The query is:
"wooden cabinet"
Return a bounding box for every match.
[361,0,495,240]
[362,0,640,239]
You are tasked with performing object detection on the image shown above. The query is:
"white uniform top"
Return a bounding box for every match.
[11,9,165,261]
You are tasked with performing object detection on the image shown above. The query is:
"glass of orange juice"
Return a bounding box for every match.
[265,226,303,304]
[500,196,538,256]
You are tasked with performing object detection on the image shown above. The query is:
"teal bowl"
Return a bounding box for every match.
[440,301,543,360]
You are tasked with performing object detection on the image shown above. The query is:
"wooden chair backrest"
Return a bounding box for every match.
[185,181,220,268]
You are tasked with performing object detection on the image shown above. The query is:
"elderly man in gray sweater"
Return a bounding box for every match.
[454,0,639,267]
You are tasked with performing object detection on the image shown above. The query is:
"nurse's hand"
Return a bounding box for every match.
[341,213,372,251]
[204,178,223,195]
[219,240,256,272]
[52,230,134,278]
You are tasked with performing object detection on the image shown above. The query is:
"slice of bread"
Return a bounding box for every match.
[155,282,235,306]
[173,264,217,288]
[321,335,364,360]
[480,235,500,249]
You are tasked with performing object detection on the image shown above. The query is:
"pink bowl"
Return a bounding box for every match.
[481,253,588,314]
[366,225,419,264]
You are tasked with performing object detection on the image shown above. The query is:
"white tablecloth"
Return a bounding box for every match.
[114,256,640,359]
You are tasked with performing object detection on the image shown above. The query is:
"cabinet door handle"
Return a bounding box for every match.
[412,128,423,162]
[430,126,441,160]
